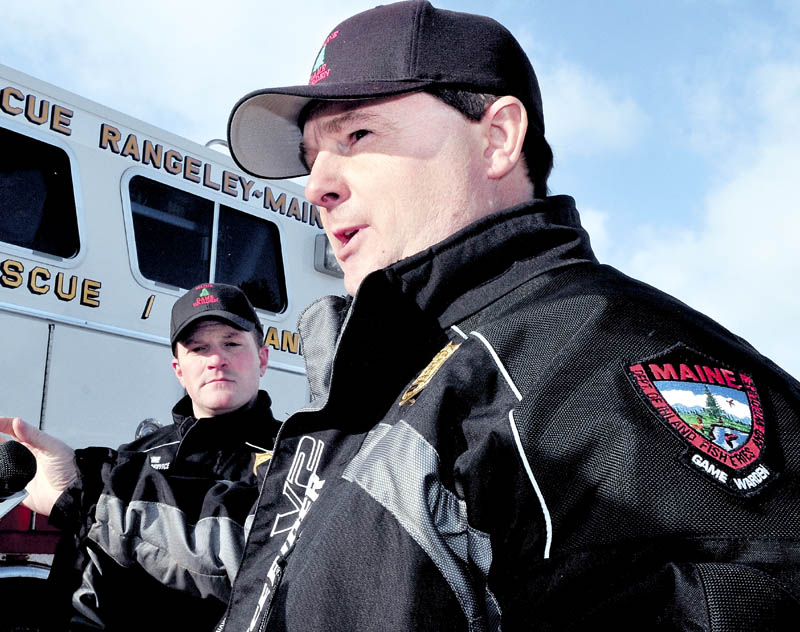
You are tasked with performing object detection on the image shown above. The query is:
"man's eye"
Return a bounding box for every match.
[299,142,312,171]
[350,129,370,142]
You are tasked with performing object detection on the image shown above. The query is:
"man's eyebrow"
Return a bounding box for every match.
[317,109,382,135]
[182,326,243,345]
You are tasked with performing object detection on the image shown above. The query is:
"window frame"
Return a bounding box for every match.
[0,118,86,267]
[120,167,290,318]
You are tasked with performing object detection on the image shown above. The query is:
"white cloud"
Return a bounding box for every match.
[684,84,744,167]
[623,61,800,379]
[537,62,649,157]
[4,2,649,155]
[6,1,799,384]
[1,0,379,144]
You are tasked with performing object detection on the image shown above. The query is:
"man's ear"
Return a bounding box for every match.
[259,346,269,377]
[171,357,185,387]
[482,96,528,180]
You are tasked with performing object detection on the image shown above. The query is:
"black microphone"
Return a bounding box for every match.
[0,440,37,496]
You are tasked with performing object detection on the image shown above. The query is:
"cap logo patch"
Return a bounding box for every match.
[193,289,219,307]
[309,30,338,85]
[627,345,774,496]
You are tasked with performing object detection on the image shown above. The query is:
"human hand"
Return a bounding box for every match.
[0,417,77,516]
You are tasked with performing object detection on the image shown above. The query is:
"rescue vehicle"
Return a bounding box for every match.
[0,63,344,620]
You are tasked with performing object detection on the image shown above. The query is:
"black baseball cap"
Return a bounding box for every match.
[227,0,544,180]
[170,283,263,350]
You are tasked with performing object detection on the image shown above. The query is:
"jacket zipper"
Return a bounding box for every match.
[257,557,286,632]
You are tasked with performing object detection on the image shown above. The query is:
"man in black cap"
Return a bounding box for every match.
[215,2,800,630]
[1,283,279,630]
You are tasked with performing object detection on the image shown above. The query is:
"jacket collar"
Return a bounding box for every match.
[171,390,276,445]
[380,195,596,329]
[298,196,595,412]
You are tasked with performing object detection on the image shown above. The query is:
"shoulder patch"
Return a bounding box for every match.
[627,344,775,497]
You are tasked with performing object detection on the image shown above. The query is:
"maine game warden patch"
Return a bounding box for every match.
[628,346,774,496]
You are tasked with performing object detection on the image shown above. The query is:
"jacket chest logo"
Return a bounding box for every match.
[148,454,171,470]
[400,341,460,406]
[627,344,774,496]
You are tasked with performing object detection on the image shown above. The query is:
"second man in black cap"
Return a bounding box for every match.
[2,283,279,630]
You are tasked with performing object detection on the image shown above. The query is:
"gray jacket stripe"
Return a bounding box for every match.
[87,493,246,600]
[244,512,256,542]
[469,330,553,559]
[72,549,106,628]
[342,421,500,632]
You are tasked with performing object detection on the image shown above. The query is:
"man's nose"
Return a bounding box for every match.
[304,151,349,210]
[206,347,228,368]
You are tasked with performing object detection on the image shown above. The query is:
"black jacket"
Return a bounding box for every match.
[48,390,279,631]
[219,197,800,631]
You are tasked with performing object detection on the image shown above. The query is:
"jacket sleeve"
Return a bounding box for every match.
[69,547,110,630]
[494,369,800,630]
[85,463,258,599]
[49,446,259,627]
[46,447,117,630]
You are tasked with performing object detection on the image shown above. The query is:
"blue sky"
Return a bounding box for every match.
[3,0,800,378]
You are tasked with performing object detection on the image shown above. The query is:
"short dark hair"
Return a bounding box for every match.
[426,87,552,199]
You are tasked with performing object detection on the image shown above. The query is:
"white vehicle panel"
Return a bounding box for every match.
[0,311,49,424]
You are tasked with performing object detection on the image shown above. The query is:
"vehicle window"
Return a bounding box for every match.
[127,176,287,312]
[129,175,213,289]
[216,205,287,313]
[0,125,80,258]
